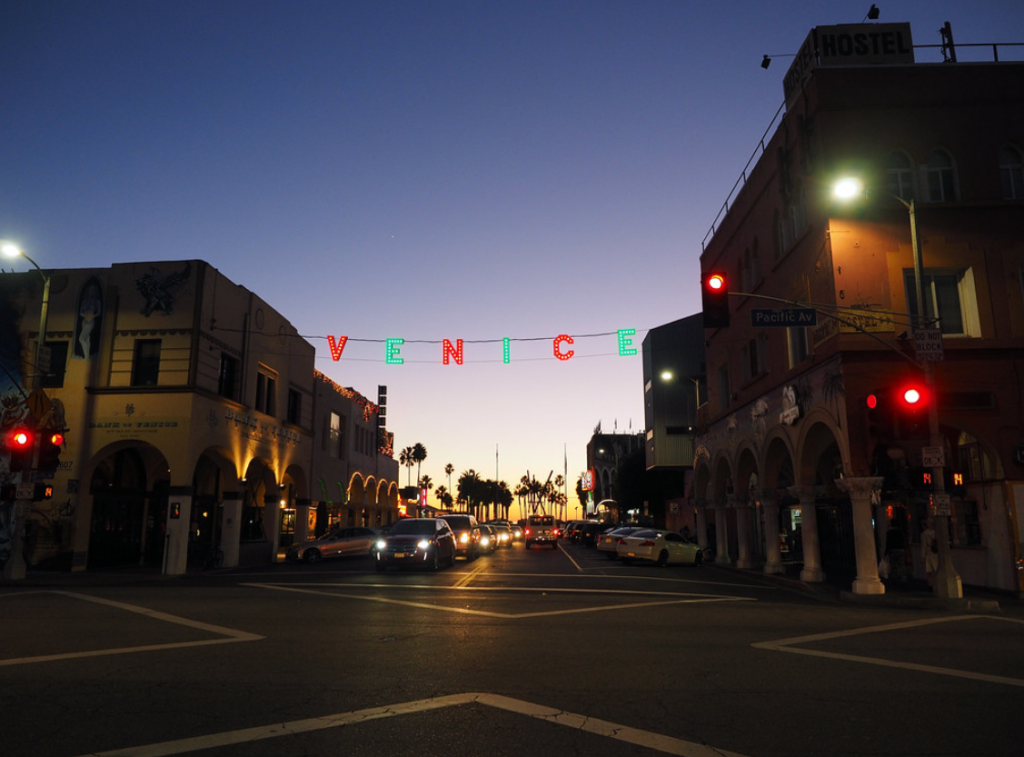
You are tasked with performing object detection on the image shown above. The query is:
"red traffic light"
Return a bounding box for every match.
[900,386,925,406]
[49,431,64,446]
[701,271,730,328]
[9,429,32,448]
[866,393,878,409]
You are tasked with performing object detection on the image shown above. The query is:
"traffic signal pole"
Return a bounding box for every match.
[909,199,962,599]
[2,261,50,584]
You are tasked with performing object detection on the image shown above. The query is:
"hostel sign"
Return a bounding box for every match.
[784,23,914,106]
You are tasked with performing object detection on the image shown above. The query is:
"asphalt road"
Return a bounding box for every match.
[3,540,1023,757]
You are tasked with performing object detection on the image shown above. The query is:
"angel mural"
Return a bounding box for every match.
[73,278,103,359]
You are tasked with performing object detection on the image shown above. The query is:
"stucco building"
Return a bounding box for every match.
[695,22,1024,595]
[0,259,398,576]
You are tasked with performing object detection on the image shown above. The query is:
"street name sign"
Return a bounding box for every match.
[751,308,818,327]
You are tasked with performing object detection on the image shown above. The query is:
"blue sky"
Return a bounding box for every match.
[3,1,1021,508]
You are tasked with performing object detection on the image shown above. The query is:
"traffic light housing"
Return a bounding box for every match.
[865,383,929,441]
[38,430,64,471]
[5,427,34,472]
[701,271,730,328]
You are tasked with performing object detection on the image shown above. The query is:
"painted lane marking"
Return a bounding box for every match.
[246,582,751,618]
[753,614,1024,688]
[0,591,263,668]
[451,559,488,588]
[72,691,751,757]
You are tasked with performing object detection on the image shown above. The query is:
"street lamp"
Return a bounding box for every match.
[2,242,52,392]
[659,369,702,420]
[831,180,963,599]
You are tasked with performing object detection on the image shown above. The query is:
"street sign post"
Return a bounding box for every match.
[914,328,944,361]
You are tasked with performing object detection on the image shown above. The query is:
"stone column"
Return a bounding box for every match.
[735,498,756,569]
[695,499,708,552]
[220,491,243,568]
[714,496,732,565]
[837,476,886,595]
[762,495,783,575]
[788,485,824,583]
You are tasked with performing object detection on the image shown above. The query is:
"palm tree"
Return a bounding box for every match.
[419,474,433,493]
[435,485,453,510]
[412,443,427,488]
[458,469,482,518]
[497,480,513,519]
[445,462,454,493]
[399,446,415,485]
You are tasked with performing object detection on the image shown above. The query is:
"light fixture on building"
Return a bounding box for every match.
[761,54,771,69]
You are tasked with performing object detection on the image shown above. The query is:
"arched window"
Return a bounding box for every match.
[885,150,915,202]
[927,149,958,202]
[999,144,1024,199]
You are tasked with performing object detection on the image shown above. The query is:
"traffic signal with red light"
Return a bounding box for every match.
[701,271,730,328]
[865,383,929,441]
[38,430,65,471]
[5,427,35,472]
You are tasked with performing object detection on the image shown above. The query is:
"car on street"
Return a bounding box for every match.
[478,524,497,554]
[490,523,513,548]
[615,528,704,567]
[285,526,379,563]
[595,526,644,559]
[524,514,558,549]
[439,513,481,560]
[374,518,456,571]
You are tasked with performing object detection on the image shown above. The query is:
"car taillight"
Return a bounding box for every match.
[524,528,531,536]
[616,537,626,544]
[641,540,656,547]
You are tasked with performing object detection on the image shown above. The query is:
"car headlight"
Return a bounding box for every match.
[417,539,431,550]
[375,539,386,551]
[459,533,469,544]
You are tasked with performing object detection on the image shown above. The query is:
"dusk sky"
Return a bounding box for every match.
[3,1,1021,510]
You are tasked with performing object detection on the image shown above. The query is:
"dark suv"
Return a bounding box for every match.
[439,513,481,560]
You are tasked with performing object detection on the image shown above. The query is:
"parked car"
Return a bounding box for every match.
[374,518,456,571]
[285,526,379,563]
[561,520,585,541]
[576,521,609,547]
[616,529,703,567]
[596,526,643,559]
[438,513,481,560]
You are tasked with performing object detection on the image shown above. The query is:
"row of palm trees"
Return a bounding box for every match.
[398,443,571,521]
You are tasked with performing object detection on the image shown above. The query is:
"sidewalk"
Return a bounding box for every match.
[715,563,1012,613]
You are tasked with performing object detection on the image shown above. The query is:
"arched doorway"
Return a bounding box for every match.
[88,448,168,568]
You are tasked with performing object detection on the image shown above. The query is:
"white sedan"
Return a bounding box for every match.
[596,526,644,559]
[615,529,703,567]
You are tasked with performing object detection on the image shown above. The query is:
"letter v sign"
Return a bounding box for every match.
[327,335,348,361]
